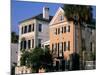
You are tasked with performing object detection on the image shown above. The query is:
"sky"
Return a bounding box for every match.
[11,0,96,34]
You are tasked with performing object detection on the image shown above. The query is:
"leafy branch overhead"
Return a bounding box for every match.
[63,5,93,24]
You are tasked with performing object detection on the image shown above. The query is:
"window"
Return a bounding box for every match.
[59,42,62,50]
[55,43,57,52]
[68,41,70,51]
[28,25,31,32]
[62,42,64,56]
[58,28,60,34]
[58,43,59,57]
[24,26,27,33]
[64,26,66,33]
[62,27,63,33]
[38,24,42,32]
[24,40,26,49]
[66,26,70,32]
[32,24,34,31]
[90,42,92,51]
[60,15,64,21]
[59,43,62,56]
[64,42,66,51]
[55,28,57,35]
[68,26,70,32]
[32,39,34,48]
[21,27,23,34]
[28,40,31,49]
[38,39,42,47]
[52,44,54,53]
[20,41,23,49]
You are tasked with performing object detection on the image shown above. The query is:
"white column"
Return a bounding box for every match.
[27,25,28,33]
[34,19,38,47]
[17,25,21,66]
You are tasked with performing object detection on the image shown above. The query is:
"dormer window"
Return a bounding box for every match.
[60,15,64,21]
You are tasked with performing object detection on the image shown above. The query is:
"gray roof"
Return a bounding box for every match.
[19,13,53,23]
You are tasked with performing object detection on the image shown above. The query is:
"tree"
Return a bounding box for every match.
[63,4,93,69]
[70,52,80,70]
[20,47,53,73]
[63,5,93,52]
[20,51,30,66]
[11,32,19,43]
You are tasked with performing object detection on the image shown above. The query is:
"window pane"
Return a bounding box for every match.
[62,27,63,33]
[38,39,41,47]
[33,24,34,31]
[68,26,70,32]
[66,26,70,32]
[38,24,42,32]
[64,26,66,33]
[62,42,64,56]
[64,42,66,51]
[58,43,59,57]
[21,27,23,34]
[68,41,70,51]
[58,28,60,34]
[66,42,68,50]
[32,39,34,48]
[55,43,57,52]
[24,40,26,49]
[60,15,64,21]
[24,26,27,33]
[28,25,31,32]
[28,40,31,49]
[90,42,92,51]
[20,41,23,50]
[55,28,57,35]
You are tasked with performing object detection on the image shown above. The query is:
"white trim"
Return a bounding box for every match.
[42,40,50,45]
[49,7,64,26]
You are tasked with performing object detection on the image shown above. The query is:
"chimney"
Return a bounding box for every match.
[43,7,49,20]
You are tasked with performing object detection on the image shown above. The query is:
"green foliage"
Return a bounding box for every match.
[84,51,96,61]
[20,51,30,66]
[63,5,93,24]
[20,47,53,72]
[90,51,96,61]
[20,49,25,53]
[63,5,94,64]
[11,32,18,43]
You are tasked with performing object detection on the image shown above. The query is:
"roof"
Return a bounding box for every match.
[19,13,53,23]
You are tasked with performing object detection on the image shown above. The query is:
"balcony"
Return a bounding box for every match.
[21,32,35,38]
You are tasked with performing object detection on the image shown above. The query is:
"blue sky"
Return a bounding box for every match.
[11,0,96,34]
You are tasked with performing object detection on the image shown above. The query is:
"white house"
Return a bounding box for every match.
[16,7,53,74]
